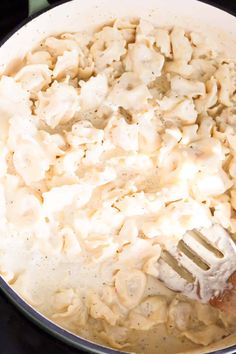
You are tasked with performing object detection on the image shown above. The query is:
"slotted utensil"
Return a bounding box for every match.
[157,224,236,302]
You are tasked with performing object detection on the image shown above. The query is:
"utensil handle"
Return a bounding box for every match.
[29,0,50,16]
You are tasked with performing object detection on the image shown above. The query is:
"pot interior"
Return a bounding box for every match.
[0,0,236,353]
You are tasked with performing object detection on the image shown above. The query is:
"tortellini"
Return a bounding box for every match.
[155,29,171,57]
[183,325,229,346]
[6,187,43,229]
[14,64,52,96]
[90,26,126,71]
[107,72,151,110]
[170,27,193,62]
[0,17,236,354]
[124,43,164,84]
[52,288,88,330]
[170,75,205,98]
[27,50,53,66]
[79,74,108,110]
[36,81,80,128]
[109,116,139,152]
[127,296,167,330]
[99,323,129,349]
[88,292,120,326]
[53,50,79,79]
[168,298,194,332]
[44,36,79,56]
[115,269,146,309]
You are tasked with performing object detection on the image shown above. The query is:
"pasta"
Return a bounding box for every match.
[0,17,236,354]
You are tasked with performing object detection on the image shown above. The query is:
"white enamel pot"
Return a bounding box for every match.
[0,1,236,353]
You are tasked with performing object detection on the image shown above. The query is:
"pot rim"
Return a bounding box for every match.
[0,0,235,353]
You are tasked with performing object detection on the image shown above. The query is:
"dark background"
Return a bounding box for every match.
[0,0,58,40]
[0,1,235,354]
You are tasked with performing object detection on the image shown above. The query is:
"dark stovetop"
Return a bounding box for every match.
[0,1,235,354]
[0,292,82,354]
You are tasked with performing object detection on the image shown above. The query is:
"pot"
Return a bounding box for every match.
[0,0,236,353]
